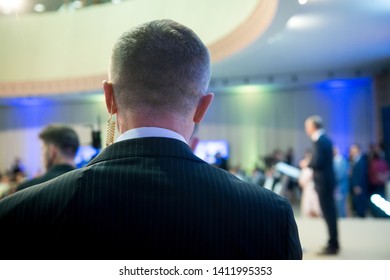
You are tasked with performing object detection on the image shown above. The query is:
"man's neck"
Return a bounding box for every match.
[311,129,325,142]
[117,112,194,143]
[48,158,75,170]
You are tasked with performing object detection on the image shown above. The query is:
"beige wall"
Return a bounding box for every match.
[0,80,375,176]
[199,81,374,171]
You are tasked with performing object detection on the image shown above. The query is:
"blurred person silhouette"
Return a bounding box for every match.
[214,151,228,170]
[299,150,321,218]
[285,147,294,166]
[333,146,349,218]
[0,173,11,199]
[250,165,265,186]
[11,157,23,173]
[10,157,25,179]
[16,124,80,192]
[368,150,389,199]
[303,115,339,255]
[349,144,369,218]
[263,150,284,193]
[229,165,248,182]
[368,142,386,162]
[0,20,302,260]
[284,147,299,203]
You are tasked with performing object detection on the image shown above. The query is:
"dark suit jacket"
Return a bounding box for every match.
[308,134,336,194]
[0,137,302,260]
[16,164,75,192]
[350,154,368,192]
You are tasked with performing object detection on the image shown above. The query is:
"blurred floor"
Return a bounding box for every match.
[296,217,390,259]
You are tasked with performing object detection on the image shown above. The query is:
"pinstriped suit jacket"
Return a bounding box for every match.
[0,138,302,260]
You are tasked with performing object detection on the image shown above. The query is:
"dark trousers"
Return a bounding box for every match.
[352,192,367,218]
[318,191,339,249]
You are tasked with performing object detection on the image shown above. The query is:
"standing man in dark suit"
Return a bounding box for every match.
[0,19,302,260]
[303,115,339,255]
[16,124,79,192]
[349,144,369,217]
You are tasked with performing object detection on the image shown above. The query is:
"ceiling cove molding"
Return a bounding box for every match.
[209,0,278,63]
[0,0,278,97]
[0,75,107,97]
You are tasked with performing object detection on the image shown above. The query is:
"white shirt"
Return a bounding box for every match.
[311,129,325,142]
[353,154,362,165]
[115,127,187,144]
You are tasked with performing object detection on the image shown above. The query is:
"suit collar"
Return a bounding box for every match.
[87,137,204,166]
[311,129,325,142]
[47,164,75,173]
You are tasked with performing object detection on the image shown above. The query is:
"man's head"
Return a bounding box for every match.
[103,19,213,140]
[304,115,323,137]
[349,143,361,158]
[39,125,80,170]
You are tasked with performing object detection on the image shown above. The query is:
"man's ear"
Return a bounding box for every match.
[103,80,117,114]
[47,144,58,165]
[193,92,214,124]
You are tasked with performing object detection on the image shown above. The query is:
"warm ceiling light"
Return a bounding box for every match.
[33,3,45,13]
[0,0,22,14]
[286,15,323,29]
[298,0,309,5]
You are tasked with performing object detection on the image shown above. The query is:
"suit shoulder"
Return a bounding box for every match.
[16,177,43,191]
[0,168,84,219]
[207,165,290,206]
[320,134,333,145]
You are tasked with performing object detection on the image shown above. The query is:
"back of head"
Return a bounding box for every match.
[306,115,324,130]
[305,115,324,137]
[372,151,381,160]
[349,143,362,158]
[110,19,211,117]
[39,125,80,158]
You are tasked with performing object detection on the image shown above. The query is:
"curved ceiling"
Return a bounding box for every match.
[0,0,277,97]
[211,0,390,86]
[0,0,389,98]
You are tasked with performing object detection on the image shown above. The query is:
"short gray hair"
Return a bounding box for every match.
[306,115,324,129]
[110,19,210,116]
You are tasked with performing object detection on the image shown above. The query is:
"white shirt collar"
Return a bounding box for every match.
[311,129,325,142]
[115,127,187,144]
[353,154,362,163]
